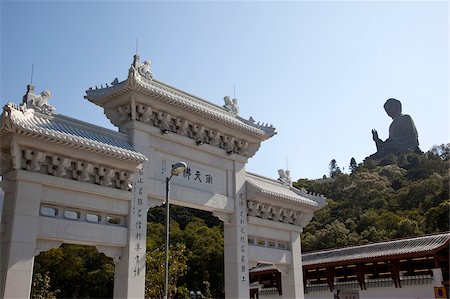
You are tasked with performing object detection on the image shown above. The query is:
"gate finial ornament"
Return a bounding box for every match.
[22,84,55,115]
[277,169,292,186]
[223,96,239,115]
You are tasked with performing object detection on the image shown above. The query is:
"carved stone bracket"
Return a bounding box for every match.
[24,148,47,172]
[118,101,252,157]
[247,200,308,227]
[73,161,94,181]
[21,147,135,191]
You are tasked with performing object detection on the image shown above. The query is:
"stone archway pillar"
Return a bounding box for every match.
[281,231,305,299]
[224,161,249,299]
[112,166,148,299]
[113,245,145,299]
[0,177,41,299]
[112,128,149,299]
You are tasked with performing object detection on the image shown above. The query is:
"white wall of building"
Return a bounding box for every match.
[305,284,438,299]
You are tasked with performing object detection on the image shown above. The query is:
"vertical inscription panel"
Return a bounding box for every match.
[130,166,147,278]
[237,192,248,282]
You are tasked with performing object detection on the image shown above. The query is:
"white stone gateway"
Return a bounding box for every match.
[0,56,326,299]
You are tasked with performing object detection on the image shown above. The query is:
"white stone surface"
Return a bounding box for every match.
[248,245,291,265]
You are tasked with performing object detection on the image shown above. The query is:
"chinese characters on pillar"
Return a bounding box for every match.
[238,192,248,282]
[132,168,146,277]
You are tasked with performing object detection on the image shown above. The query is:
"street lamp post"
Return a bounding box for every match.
[164,162,187,299]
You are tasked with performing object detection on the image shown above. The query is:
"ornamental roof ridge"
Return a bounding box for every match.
[1,102,147,164]
[302,232,450,266]
[85,79,129,102]
[136,78,276,138]
[246,172,323,208]
[150,78,232,114]
[291,187,327,207]
[246,171,289,185]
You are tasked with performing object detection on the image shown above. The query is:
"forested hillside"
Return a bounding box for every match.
[296,144,449,252]
[31,144,449,298]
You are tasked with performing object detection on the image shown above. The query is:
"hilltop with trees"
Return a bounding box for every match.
[296,144,449,252]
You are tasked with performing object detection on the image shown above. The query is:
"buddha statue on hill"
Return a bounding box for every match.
[369,98,420,159]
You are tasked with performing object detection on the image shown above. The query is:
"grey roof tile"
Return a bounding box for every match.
[1,103,147,163]
[302,232,450,266]
[246,172,326,208]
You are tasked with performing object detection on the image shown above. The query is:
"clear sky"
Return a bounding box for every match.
[1,1,448,180]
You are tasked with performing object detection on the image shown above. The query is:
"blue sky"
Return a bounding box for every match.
[1,1,448,179]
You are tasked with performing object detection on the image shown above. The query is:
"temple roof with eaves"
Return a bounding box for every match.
[0,100,147,164]
[84,56,276,143]
[246,172,326,209]
[302,232,450,267]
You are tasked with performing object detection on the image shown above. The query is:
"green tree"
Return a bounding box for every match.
[349,157,358,173]
[145,243,189,299]
[424,199,450,233]
[33,244,114,298]
[181,219,224,298]
[146,207,224,298]
[31,272,59,299]
[329,159,342,178]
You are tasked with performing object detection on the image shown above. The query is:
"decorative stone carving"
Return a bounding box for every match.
[208,130,221,147]
[136,103,153,123]
[223,96,239,115]
[223,135,235,154]
[122,101,255,157]
[192,124,206,145]
[157,111,172,134]
[247,201,261,217]
[237,140,248,156]
[73,160,94,181]
[117,171,133,190]
[247,200,309,227]
[271,206,284,222]
[49,156,72,177]
[282,210,294,224]
[292,212,303,226]
[260,204,272,219]
[137,60,153,79]
[175,118,189,136]
[23,149,46,172]
[10,140,21,170]
[278,169,292,186]
[24,88,55,115]
[118,104,131,123]
[96,166,115,186]
[20,147,134,191]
